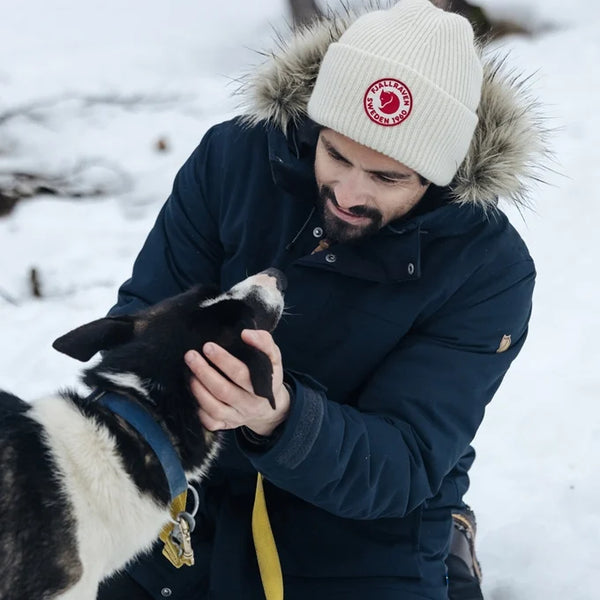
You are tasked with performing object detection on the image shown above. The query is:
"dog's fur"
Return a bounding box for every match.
[0,270,285,600]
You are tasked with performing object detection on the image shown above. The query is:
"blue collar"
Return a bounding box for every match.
[94,391,188,502]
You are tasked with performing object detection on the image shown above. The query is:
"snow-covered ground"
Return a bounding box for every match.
[1,1,598,598]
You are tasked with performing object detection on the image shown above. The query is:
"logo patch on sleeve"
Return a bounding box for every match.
[363,78,413,127]
[496,335,512,353]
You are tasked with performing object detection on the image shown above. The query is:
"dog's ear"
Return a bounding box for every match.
[234,344,277,409]
[52,316,136,361]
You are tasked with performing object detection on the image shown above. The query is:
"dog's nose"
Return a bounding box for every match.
[260,268,287,292]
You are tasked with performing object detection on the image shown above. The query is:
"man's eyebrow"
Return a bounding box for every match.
[321,136,352,164]
[367,168,413,180]
[321,135,414,180]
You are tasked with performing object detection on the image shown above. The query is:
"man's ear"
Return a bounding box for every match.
[52,316,136,362]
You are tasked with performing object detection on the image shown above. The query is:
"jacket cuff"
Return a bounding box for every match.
[237,371,325,471]
[238,424,283,449]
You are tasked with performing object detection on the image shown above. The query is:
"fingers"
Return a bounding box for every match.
[189,369,236,431]
[241,329,282,367]
[186,348,264,431]
[185,332,286,434]
[189,373,237,430]
[188,343,254,394]
[198,408,228,432]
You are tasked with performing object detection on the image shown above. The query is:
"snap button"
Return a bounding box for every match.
[312,227,324,238]
[325,253,337,264]
[161,588,172,597]
[407,263,415,276]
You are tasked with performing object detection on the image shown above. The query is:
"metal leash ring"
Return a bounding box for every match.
[176,510,196,533]
[167,483,200,526]
[187,483,200,518]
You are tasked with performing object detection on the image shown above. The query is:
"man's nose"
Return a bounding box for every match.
[335,175,369,210]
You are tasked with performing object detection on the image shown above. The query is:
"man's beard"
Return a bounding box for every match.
[316,184,383,244]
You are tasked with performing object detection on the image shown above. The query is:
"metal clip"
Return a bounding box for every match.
[170,511,196,566]
[178,515,194,564]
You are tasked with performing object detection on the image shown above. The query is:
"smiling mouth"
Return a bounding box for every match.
[327,198,371,225]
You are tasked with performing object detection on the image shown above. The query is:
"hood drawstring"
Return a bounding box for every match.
[285,206,316,252]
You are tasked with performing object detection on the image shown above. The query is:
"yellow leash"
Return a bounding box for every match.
[252,473,284,600]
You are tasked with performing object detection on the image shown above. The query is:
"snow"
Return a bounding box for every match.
[1,1,598,598]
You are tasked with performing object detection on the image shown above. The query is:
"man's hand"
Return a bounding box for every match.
[185,329,290,437]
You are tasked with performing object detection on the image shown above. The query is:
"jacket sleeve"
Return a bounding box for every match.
[240,259,536,519]
[109,127,224,316]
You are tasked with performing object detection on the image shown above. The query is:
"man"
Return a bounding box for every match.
[98,0,545,598]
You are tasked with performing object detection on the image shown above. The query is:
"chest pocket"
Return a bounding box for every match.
[275,275,419,404]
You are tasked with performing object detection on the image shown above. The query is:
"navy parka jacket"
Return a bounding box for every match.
[109,116,535,599]
[106,10,546,599]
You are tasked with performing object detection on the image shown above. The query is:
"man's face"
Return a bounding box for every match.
[313,129,429,243]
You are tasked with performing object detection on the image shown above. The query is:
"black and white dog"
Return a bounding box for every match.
[0,269,285,600]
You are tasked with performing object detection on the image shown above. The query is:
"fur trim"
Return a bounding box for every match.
[451,55,551,209]
[238,6,550,208]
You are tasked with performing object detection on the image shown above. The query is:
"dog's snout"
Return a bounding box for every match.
[260,268,287,292]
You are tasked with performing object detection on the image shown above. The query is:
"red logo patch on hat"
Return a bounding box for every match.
[363,79,413,127]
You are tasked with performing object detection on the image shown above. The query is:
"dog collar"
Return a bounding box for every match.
[93,391,188,502]
[89,390,197,568]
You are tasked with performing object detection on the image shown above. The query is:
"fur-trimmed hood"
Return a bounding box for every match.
[239,6,549,208]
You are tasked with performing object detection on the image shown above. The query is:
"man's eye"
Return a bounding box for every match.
[375,174,398,184]
[328,149,348,164]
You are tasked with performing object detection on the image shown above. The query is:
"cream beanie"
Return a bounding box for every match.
[307,0,483,186]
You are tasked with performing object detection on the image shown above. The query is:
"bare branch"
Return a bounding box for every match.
[0,159,133,216]
[0,92,181,126]
[0,286,18,306]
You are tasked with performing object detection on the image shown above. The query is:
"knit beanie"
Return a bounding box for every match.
[307,0,483,186]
